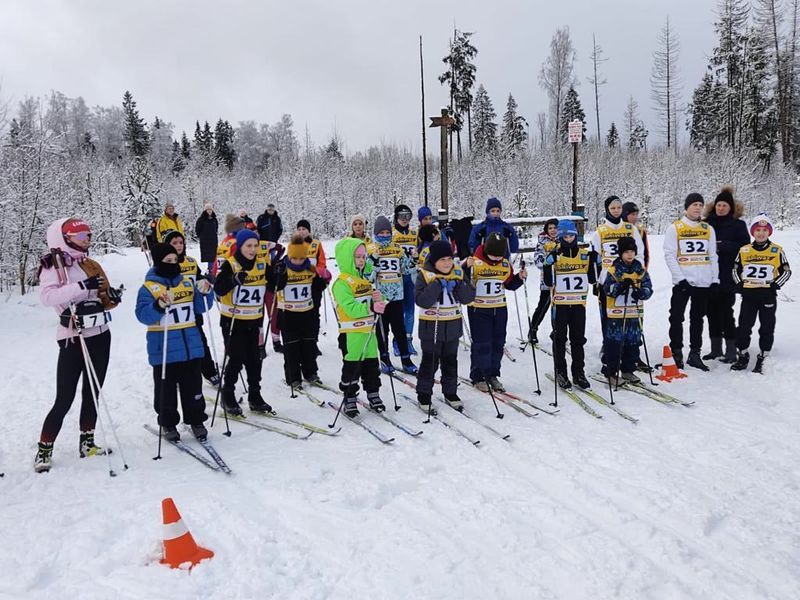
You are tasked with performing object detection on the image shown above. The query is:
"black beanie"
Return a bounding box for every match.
[418,224,439,244]
[621,202,639,222]
[296,219,311,232]
[484,232,507,258]
[714,187,735,213]
[428,240,453,264]
[604,195,621,212]
[394,204,413,219]
[152,243,178,264]
[684,193,704,210]
[616,236,637,255]
[543,218,559,234]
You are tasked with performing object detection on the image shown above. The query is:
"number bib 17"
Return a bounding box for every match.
[161,302,195,329]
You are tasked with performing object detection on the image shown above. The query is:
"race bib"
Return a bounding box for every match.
[284,283,313,310]
[236,285,265,306]
[76,311,111,329]
[477,280,504,298]
[161,303,195,328]
[555,274,588,293]
[743,264,774,284]
[679,239,708,255]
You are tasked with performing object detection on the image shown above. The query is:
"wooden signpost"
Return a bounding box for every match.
[429,108,456,221]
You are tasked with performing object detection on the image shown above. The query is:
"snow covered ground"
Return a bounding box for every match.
[1,232,799,600]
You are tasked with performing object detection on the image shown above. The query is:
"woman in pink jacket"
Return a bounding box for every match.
[35,218,123,472]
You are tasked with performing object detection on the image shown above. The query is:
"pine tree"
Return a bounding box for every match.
[439,29,478,159]
[121,158,161,244]
[180,131,191,159]
[121,91,149,157]
[324,135,344,161]
[559,86,586,143]
[193,121,213,155]
[171,140,186,174]
[214,119,236,169]
[607,122,619,147]
[471,84,498,155]
[500,94,528,157]
[650,17,681,150]
[711,0,750,148]
[687,72,724,151]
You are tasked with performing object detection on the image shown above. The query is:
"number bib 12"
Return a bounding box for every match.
[554,273,589,305]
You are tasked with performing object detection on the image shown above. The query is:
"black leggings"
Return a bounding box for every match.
[221,318,262,394]
[376,300,410,357]
[40,330,111,444]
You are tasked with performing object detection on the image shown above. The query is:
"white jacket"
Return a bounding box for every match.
[663,216,719,287]
[589,219,644,282]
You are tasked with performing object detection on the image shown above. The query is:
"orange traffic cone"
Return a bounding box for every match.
[160,497,214,569]
[655,345,687,382]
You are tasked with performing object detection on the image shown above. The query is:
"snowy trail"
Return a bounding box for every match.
[1,233,799,599]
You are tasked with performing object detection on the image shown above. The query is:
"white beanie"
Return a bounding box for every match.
[749,213,774,236]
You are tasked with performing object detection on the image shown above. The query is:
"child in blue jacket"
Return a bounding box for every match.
[468,197,520,258]
[136,243,212,442]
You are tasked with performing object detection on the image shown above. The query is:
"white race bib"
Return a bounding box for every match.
[555,274,588,293]
[161,303,195,328]
[236,285,265,306]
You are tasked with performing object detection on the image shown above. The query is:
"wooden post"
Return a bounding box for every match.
[420,35,429,207]
[572,142,578,213]
[429,108,455,220]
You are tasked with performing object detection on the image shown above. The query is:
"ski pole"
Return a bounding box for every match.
[376,315,401,412]
[483,368,504,419]
[637,297,656,386]
[613,284,631,397]
[424,304,440,424]
[322,287,328,335]
[210,281,241,434]
[548,286,558,407]
[329,318,377,428]
[155,301,171,460]
[202,294,231,435]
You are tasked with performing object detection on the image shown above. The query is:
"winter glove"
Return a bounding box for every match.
[273,261,287,277]
[196,279,212,294]
[675,279,692,294]
[317,267,332,282]
[441,279,457,295]
[544,250,558,266]
[78,275,105,290]
[615,279,632,296]
[631,288,643,302]
[259,345,267,360]
[770,281,780,291]
[373,300,387,314]
[106,286,124,304]
[234,271,248,286]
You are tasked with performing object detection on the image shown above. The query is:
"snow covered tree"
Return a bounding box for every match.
[439,29,478,159]
[149,116,174,165]
[539,27,576,143]
[607,122,619,147]
[180,131,191,159]
[121,157,161,245]
[472,84,498,156]
[559,86,586,143]
[122,91,149,157]
[624,96,648,150]
[193,121,213,156]
[587,33,607,143]
[711,0,750,149]
[500,94,528,157]
[324,135,344,161]
[214,119,236,169]
[650,17,681,150]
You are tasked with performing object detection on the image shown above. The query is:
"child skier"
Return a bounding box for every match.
[602,236,653,385]
[541,221,598,389]
[332,237,386,418]
[369,215,418,374]
[528,218,559,344]
[135,243,211,442]
[35,218,123,472]
[415,240,476,411]
[731,214,792,373]
[466,232,526,392]
[274,234,328,388]
[468,197,520,258]
[213,229,273,416]
[416,223,440,268]
[392,204,419,354]
[295,219,332,353]
[164,230,219,386]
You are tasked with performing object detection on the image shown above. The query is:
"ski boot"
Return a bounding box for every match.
[380,353,395,374]
[730,350,750,371]
[304,373,323,386]
[79,430,110,458]
[573,372,591,390]
[473,379,491,392]
[273,340,284,354]
[343,394,359,418]
[687,350,709,372]
[392,338,401,357]
[635,359,653,373]
[752,352,767,374]
[719,338,737,364]
[406,336,418,356]
[288,380,304,392]
[556,372,572,390]
[34,442,53,473]
[621,372,641,384]
[400,357,418,375]
[527,329,539,345]
[248,392,273,414]
[163,426,180,443]
[444,394,464,411]
[702,337,723,361]
[417,393,437,415]
[487,376,506,392]
[191,424,208,441]
[367,392,386,413]
[221,388,243,416]
[672,348,685,369]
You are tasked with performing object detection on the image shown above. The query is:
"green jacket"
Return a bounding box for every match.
[332,237,378,360]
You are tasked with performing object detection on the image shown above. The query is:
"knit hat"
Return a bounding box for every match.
[557,220,578,239]
[621,202,639,221]
[418,206,433,221]
[235,229,258,248]
[151,242,177,264]
[163,229,185,245]
[483,232,506,257]
[617,236,637,255]
[604,195,621,212]
[203,203,213,211]
[394,204,413,221]
[543,218,559,234]
[224,213,244,234]
[485,197,502,214]
[287,233,308,260]
[749,213,774,236]
[714,186,735,213]
[374,215,392,236]
[296,219,311,232]
[350,214,366,227]
[418,224,439,244]
[428,240,453,264]
[684,192,705,210]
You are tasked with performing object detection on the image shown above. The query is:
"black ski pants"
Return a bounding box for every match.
[552,304,586,377]
[377,300,410,357]
[528,289,550,337]
[736,294,777,352]
[152,358,207,427]
[339,358,381,396]
[706,289,737,340]
[668,284,709,353]
[40,330,110,444]
[417,339,459,396]
[220,318,262,394]
[280,309,319,384]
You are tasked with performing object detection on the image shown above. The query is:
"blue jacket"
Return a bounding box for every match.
[468,217,519,257]
[602,257,653,343]
[135,268,212,366]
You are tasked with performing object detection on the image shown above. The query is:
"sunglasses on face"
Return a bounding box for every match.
[398,212,412,220]
[68,232,92,242]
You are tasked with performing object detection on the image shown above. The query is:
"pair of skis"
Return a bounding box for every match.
[456,376,560,417]
[544,374,639,423]
[144,424,231,474]
[589,374,694,407]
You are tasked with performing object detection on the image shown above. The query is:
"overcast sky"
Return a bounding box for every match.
[0,0,717,152]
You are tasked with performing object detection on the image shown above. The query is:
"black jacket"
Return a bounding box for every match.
[415,258,476,344]
[256,211,283,243]
[705,213,749,292]
[195,212,219,263]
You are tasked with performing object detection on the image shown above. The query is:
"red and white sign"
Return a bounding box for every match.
[568,120,583,143]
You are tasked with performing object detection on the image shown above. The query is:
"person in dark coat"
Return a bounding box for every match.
[256,203,283,243]
[194,203,219,271]
[702,186,750,363]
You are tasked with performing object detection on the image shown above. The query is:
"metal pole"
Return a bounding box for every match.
[441,108,449,215]
[420,35,429,207]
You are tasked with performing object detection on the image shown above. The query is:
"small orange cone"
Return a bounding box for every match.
[160,497,214,569]
[655,345,687,382]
